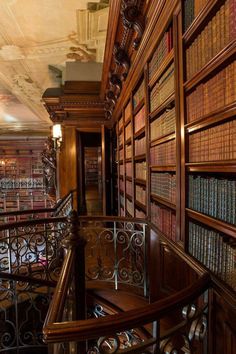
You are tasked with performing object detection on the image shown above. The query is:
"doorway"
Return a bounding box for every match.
[77,132,103,215]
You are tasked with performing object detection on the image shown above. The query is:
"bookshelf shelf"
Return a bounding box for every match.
[135,200,146,211]
[134,154,146,161]
[151,194,176,210]
[135,178,146,186]
[185,102,236,133]
[126,176,132,182]
[133,98,145,116]
[119,144,123,149]
[150,132,175,148]
[182,0,220,43]
[125,138,131,145]
[126,193,132,202]
[125,158,132,163]
[150,165,176,172]
[134,126,145,139]
[186,162,236,173]
[184,40,236,92]
[186,208,236,240]
[124,117,132,127]
[149,49,174,89]
[149,93,175,119]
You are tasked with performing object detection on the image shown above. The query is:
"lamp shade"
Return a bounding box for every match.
[52,124,62,140]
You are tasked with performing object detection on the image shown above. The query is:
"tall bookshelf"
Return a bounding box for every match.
[115,0,236,297]
[181,0,236,292]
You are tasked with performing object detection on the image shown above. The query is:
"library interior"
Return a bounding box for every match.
[0,0,235,353]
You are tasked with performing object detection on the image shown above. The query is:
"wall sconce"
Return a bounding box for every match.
[52,124,62,150]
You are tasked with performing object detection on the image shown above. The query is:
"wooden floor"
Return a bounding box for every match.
[85,184,103,215]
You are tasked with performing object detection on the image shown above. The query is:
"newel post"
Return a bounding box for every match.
[64,210,87,322]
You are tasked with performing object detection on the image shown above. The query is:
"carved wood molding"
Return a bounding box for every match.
[101,0,148,119]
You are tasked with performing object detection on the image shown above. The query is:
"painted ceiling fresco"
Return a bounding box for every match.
[0,0,109,135]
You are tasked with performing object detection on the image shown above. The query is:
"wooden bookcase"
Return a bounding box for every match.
[115,0,236,304]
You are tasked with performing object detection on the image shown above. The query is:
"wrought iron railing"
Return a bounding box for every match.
[0,189,75,223]
[0,217,68,281]
[44,235,210,354]
[78,216,148,296]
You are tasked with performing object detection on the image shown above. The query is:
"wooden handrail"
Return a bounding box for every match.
[0,271,56,288]
[43,242,210,343]
[0,189,76,218]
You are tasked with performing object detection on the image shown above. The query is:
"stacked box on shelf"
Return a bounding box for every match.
[188,174,236,225]
[150,63,175,113]
[135,136,146,156]
[185,0,236,80]
[151,201,176,241]
[136,185,146,205]
[133,80,145,109]
[151,172,176,203]
[135,161,147,180]
[149,24,173,81]
[188,118,236,162]
[134,106,146,133]
[186,60,236,123]
[150,105,176,141]
[150,139,176,165]
[188,221,236,291]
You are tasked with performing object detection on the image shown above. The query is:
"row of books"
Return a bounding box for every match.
[186,60,236,123]
[150,105,175,141]
[119,179,124,192]
[119,164,124,176]
[149,24,173,80]
[135,162,147,180]
[188,175,236,225]
[126,162,132,177]
[118,117,123,131]
[188,119,236,162]
[134,106,146,133]
[183,0,208,31]
[133,81,145,109]
[135,208,146,219]
[135,136,146,156]
[150,63,175,113]
[0,178,44,189]
[126,180,132,196]
[119,148,124,160]
[186,0,236,80]
[118,132,124,146]
[125,102,132,122]
[125,144,132,159]
[151,202,176,241]
[126,198,134,216]
[150,139,176,165]
[151,172,176,203]
[136,185,146,205]
[125,123,132,141]
[188,222,236,290]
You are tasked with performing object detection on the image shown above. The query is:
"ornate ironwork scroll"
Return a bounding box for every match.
[41,137,57,202]
[80,220,147,295]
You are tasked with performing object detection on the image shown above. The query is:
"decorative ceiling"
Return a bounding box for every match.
[0,0,109,135]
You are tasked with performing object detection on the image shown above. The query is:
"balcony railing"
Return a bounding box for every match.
[0,209,210,354]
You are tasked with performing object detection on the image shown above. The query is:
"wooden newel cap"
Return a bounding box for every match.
[62,210,87,248]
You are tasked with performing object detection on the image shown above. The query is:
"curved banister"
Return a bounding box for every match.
[0,271,56,288]
[43,236,210,343]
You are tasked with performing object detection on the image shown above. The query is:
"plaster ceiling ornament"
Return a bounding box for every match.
[0,45,25,61]
[0,0,110,134]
